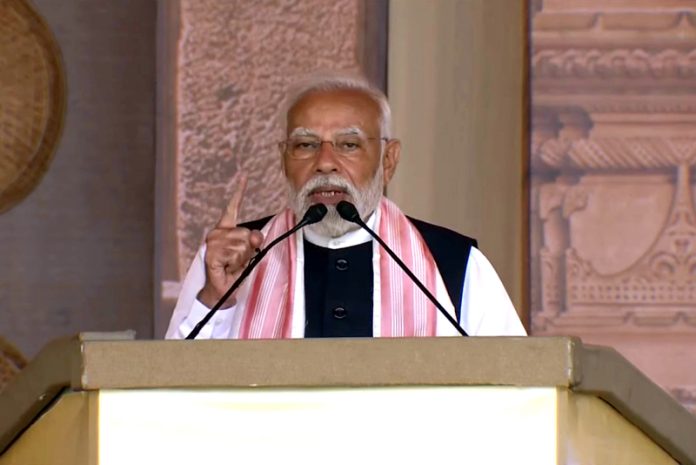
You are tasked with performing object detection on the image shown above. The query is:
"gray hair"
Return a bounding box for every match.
[280,72,392,139]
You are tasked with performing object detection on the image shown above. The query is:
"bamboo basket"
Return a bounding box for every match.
[0,337,25,392]
[0,0,66,214]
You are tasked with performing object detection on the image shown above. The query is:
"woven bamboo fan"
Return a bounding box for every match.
[0,336,26,391]
[0,0,66,214]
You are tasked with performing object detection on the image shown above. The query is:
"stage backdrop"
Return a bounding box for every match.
[529,0,696,414]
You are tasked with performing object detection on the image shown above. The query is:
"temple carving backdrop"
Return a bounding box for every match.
[530,0,696,414]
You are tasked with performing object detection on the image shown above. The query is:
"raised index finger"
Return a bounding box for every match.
[217,175,247,228]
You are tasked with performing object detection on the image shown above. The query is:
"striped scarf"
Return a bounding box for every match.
[238,197,457,338]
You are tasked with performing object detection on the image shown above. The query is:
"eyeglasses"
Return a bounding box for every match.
[280,135,388,160]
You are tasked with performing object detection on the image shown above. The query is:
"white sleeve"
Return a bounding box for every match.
[459,248,527,336]
[165,245,240,339]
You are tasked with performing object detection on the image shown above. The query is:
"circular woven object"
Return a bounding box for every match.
[0,336,26,392]
[0,0,66,214]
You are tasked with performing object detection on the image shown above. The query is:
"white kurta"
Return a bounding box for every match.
[166,214,526,339]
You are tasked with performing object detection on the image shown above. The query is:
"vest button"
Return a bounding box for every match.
[335,258,349,271]
[332,306,347,319]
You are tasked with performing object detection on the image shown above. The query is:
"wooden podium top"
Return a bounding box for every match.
[1,333,695,463]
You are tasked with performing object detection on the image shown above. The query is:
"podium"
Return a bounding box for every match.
[1,334,695,465]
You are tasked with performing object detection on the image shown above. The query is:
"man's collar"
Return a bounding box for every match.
[303,210,377,249]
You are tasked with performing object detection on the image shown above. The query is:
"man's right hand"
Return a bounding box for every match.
[197,176,264,309]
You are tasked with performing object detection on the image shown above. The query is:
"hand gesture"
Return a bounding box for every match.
[197,176,264,308]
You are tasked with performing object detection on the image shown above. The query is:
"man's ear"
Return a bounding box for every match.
[382,139,401,186]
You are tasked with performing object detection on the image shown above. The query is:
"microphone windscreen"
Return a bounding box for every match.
[303,203,328,225]
[336,201,361,222]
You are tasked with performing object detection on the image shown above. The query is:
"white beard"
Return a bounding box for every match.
[288,169,384,238]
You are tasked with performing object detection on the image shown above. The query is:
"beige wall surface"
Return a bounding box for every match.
[530,0,696,414]
[0,0,156,358]
[388,0,527,318]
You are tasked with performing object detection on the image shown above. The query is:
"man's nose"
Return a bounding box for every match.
[313,141,339,173]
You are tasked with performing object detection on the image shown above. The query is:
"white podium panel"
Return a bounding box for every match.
[99,387,557,465]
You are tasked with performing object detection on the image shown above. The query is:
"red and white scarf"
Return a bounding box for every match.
[236,198,458,338]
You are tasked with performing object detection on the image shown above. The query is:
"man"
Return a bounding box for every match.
[167,74,525,339]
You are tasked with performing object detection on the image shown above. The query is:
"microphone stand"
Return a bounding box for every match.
[185,204,327,340]
[336,201,468,337]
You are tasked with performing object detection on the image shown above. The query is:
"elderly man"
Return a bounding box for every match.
[167,75,525,339]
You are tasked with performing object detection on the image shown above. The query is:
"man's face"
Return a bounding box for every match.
[282,89,400,236]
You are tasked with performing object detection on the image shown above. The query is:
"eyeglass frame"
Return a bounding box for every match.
[279,134,391,159]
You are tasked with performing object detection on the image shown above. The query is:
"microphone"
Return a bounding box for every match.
[186,203,328,339]
[336,201,468,336]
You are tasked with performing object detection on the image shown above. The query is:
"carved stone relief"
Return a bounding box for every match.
[531,3,696,414]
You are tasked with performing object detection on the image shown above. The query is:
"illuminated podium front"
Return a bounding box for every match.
[0,334,694,465]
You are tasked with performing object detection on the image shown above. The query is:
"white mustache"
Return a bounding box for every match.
[288,168,383,238]
[298,175,357,201]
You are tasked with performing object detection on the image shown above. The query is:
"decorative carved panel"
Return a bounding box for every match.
[531,1,696,415]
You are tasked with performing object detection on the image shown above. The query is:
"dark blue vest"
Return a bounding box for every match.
[241,216,477,337]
